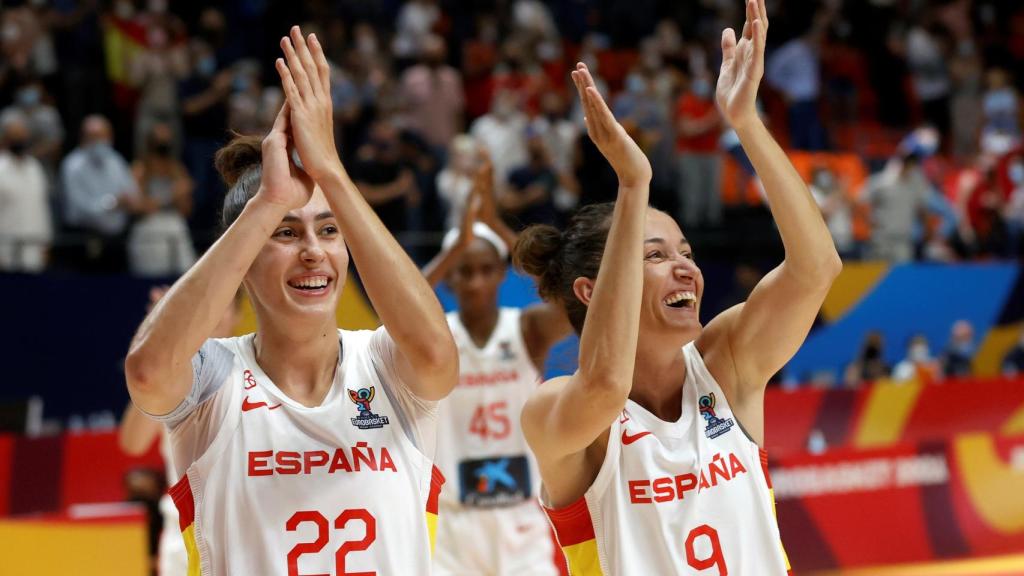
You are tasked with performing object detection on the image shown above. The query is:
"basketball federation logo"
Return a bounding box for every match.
[698,393,734,439]
[348,387,390,430]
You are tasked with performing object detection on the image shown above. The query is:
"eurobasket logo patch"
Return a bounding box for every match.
[348,387,390,430]
[698,393,734,439]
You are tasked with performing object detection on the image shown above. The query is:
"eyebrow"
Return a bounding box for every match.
[644,237,690,247]
[281,211,335,223]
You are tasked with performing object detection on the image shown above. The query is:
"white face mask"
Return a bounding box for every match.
[910,343,930,362]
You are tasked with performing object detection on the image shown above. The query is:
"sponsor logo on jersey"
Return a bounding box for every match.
[348,387,390,429]
[698,393,734,439]
[628,451,749,504]
[457,455,531,507]
[499,340,516,361]
[242,397,282,412]
[619,413,653,445]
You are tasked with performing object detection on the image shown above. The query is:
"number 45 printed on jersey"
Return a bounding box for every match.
[287,508,375,576]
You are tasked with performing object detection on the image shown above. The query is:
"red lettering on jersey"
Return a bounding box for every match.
[249,450,273,476]
[304,450,329,473]
[628,453,750,504]
[628,480,651,503]
[379,447,397,472]
[460,370,520,387]
[329,448,353,473]
[276,451,301,475]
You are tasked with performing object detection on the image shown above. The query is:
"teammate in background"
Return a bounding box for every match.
[514,2,840,573]
[422,154,572,575]
[124,26,458,575]
[119,287,242,576]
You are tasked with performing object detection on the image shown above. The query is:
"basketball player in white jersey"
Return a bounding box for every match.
[422,158,571,574]
[119,287,241,576]
[513,2,840,574]
[124,26,458,575]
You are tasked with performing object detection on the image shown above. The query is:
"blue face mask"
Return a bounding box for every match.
[197,56,217,78]
[1010,162,1024,185]
[17,87,40,107]
[691,78,712,99]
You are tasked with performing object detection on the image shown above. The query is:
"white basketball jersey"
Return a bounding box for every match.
[167,330,443,576]
[436,308,541,509]
[544,342,791,575]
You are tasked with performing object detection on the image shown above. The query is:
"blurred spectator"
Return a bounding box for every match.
[179,34,231,242]
[392,0,440,64]
[940,320,975,378]
[766,22,828,150]
[0,81,64,178]
[127,122,195,277]
[1002,327,1024,377]
[351,120,419,235]
[809,166,856,258]
[0,113,51,273]
[398,35,464,151]
[617,51,673,210]
[674,67,721,230]
[844,331,891,387]
[470,90,528,188]
[533,92,581,221]
[1005,155,1024,254]
[129,21,188,159]
[437,135,479,230]
[948,40,983,159]
[862,153,931,262]
[905,23,951,139]
[980,68,1021,156]
[60,115,139,272]
[499,131,559,228]
[893,334,940,383]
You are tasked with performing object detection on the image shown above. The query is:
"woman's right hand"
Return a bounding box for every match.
[571,62,652,188]
[254,100,313,211]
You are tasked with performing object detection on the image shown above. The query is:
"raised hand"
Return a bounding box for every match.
[474,151,499,224]
[274,26,342,182]
[571,63,651,188]
[716,0,767,129]
[257,100,315,210]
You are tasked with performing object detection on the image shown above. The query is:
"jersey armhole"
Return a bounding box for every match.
[684,341,760,447]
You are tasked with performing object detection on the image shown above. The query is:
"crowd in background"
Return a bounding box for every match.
[0,0,1023,278]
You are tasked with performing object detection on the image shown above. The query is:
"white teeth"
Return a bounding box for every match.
[663,291,696,306]
[291,276,328,289]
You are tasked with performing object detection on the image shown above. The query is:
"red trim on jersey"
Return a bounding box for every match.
[758,447,772,489]
[544,495,596,547]
[168,473,195,532]
[426,465,445,516]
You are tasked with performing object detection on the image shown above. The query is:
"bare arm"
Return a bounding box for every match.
[118,403,162,456]
[700,0,841,414]
[277,27,458,401]
[422,182,481,287]
[125,103,311,415]
[520,301,573,370]
[521,63,651,478]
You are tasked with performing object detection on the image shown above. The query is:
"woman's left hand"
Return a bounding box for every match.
[275,26,342,182]
[716,0,768,130]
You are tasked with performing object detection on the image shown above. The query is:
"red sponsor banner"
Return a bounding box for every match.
[772,432,1024,571]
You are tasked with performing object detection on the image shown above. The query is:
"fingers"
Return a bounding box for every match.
[275,57,301,104]
[280,35,314,100]
[271,99,291,133]
[742,0,755,40]
[721,28,737,62]
[752,18,765,60]
[289,26,323,99]
[759,0,769,31]
[307,32,332,98]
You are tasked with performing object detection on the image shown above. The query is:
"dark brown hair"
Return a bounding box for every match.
[513,202,615,333]
[214,134,264,229]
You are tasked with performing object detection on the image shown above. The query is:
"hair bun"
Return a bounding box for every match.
[214,134,263,187]
[513,224,563,298]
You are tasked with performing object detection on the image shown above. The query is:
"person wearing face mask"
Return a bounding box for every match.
[130,20,188,159]
[940,320,976,379]
[809,166,856,258]
[674,65,722,231]
[471,90,529,189]
[127,122,196,277]
[0,113,51,272]
[0,81,64,175]
[499,131,559,228]
[60,114,140,272]
[893,334,940,383]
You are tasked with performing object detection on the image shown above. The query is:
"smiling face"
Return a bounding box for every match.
[639,209,704,342]
[243,188,349,327]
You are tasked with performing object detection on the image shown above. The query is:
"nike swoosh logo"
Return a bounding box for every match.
[621,429,653,445]
[242,396,282,412]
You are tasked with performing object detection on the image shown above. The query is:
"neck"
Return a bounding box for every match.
[629,333,689,421]
[254,315,339,407]
[459,306,500,348]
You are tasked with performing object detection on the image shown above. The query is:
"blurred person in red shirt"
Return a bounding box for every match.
[673,64,721,230]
